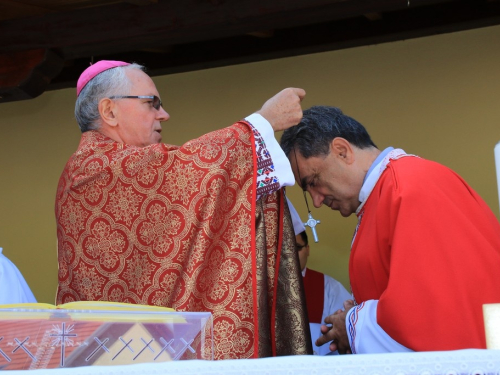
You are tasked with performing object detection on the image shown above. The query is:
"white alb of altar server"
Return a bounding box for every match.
[0,247,36,304]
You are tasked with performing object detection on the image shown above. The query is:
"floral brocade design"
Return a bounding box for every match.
[84,220,126,270]
[161,160,205,205]
[56,123,310,359]
[105,181,143,225]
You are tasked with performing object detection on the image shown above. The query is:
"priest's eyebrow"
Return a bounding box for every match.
[300,174,315,191]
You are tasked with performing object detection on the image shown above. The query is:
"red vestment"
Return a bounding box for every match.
[302,268,324,324]
[55,123,311,359]
[351,156,500,351]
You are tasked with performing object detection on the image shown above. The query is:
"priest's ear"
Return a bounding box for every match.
[330,137,355,165]
[98,98,119,127]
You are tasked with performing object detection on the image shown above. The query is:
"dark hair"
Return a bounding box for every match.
[280,105,377,159]
[298,230,308,246]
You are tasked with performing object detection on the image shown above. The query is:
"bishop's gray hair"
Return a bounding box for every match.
[75,63,145,133]
[280,105,377,159]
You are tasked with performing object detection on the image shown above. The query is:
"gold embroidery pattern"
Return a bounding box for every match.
[161,160,205,205]
[74,160,111,203]
[151,271,180,307]
[60,198,89,237]
[230,278,254,319]
[84,220,126,270]
[73,263,106,300]
[226,143,252,181]
[105,181,143,225]
[213,319,251,359]
[57,240,75,283]
[199,143,221,160]
[198,248,240,301]
[108,287,124,302]
[58,256,68,280]
[265,210,278,243]
[138,203,182,254]
[182,229,210,274]
[223,210,252,252]
[123,148,163,185]
[122,252,156,293]
[198,178,235,232]
[62,242,74,264]
[182,130,228,161]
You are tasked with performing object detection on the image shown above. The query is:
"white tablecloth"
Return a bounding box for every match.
[9,349,500,375]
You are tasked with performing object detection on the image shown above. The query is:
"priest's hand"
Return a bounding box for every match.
[257,88,306,132]
[316,299,355,354]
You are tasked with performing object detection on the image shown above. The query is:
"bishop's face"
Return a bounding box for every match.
[112,69,170,147]
[291,147,362,218]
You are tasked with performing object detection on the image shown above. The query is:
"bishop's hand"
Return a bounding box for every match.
[257,88,306,132]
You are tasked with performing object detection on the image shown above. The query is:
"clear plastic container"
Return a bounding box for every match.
[0,306,213,370]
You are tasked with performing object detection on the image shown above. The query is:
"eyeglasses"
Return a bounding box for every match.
[109,95,163,110]
[295,243,307,252]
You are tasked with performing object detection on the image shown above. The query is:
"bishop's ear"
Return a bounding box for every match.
[98,98,118,127]
[330,137,355,164]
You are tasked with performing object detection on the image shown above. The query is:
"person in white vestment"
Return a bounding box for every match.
[0,247,36,304]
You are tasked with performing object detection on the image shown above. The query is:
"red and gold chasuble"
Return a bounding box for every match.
[56,123,311,359]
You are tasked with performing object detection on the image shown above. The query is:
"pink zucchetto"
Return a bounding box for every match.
[76,60,130,96]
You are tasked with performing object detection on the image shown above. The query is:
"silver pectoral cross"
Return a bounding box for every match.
[304,212,321,242]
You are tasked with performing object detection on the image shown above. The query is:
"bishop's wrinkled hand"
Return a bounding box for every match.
[257,87,306,132]
[316,299,355,354]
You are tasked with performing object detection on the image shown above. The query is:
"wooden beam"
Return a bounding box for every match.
[0,49,64,103]
[364,13,383,21]
[0,0,51,21]
[1,0,499,102]
[0,0,453,59]
[108,1,500,78]
[40,0,500,93]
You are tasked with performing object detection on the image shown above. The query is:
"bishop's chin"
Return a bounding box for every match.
[154,131,162,143]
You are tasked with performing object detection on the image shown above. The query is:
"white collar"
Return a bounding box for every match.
[356,148,412,214]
